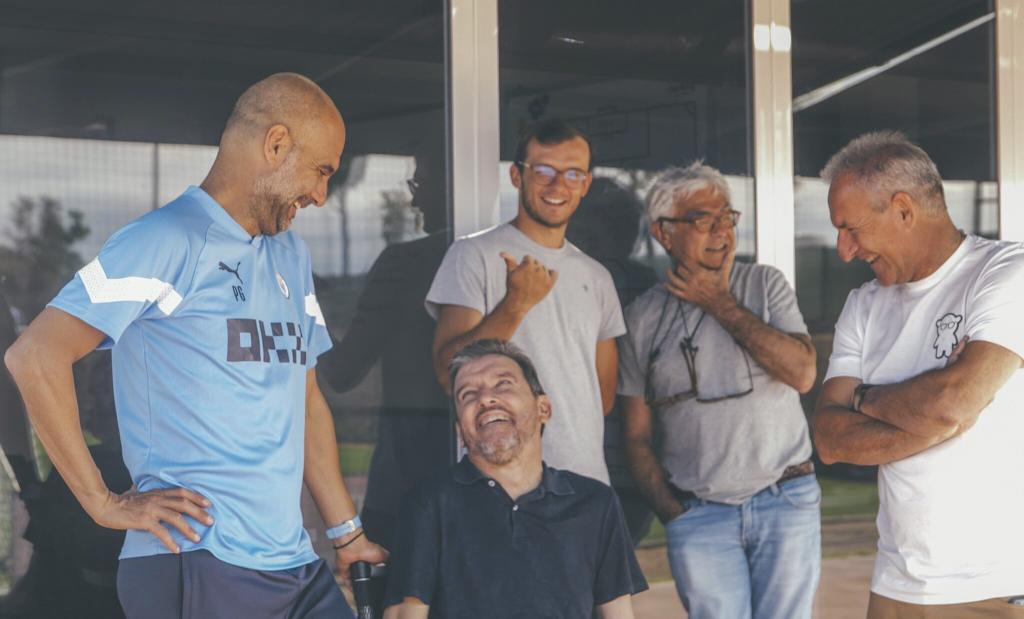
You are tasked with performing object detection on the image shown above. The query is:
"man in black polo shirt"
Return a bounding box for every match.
[383,339,647,619]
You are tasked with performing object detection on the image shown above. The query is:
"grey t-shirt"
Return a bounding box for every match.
[617,262,812,504]
[426,223,626,483]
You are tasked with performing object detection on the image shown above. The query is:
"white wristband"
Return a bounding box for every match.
[325,515,362,540]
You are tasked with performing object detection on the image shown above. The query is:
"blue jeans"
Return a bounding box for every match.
[665,474,822,619]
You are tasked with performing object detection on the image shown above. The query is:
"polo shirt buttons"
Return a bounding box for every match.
[512,505,519,512]
[487,480,496,487]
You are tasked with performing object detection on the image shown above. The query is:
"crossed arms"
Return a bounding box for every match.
[812,339,1022,466]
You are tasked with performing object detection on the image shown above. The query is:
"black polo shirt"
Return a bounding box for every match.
[384,458,648,618]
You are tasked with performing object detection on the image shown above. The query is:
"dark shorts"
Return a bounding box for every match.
[117,550,354,619]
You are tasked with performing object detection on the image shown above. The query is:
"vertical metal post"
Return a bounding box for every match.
[751,0,796,283]
[997,0,1024,240]
[449,0,501,238]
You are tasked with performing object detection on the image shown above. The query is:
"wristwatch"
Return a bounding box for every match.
[325,515,362,540]
[852,383,874,413]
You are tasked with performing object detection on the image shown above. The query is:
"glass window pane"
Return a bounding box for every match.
[0,3,448,612]
[791,0,996,464]
[498,0,753,565]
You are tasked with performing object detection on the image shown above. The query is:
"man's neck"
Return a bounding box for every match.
[511,212,567,250]
[200,169,259,237]
[471,453,543,502]
[911,222,966,282]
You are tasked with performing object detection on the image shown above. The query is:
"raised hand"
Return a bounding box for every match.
[500,252,558,314]
[664,250,735,314]
[91,485,214,553]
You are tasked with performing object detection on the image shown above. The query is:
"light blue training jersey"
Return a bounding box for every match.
[49,186,331,570]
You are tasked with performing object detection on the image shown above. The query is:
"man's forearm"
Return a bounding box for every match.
[624,438,682,522]
[858,378,957,438]
[812,405,942,466]
[708,299,816,393]
[434,300,528,388]
[303,381,358,527]
[857,341,1020,438]
[598,595,635,619]
[5,345,110,516]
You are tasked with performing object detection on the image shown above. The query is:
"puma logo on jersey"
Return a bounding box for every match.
[219,261,243,285]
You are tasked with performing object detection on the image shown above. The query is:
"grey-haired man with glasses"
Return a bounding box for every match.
[618,162,820,619]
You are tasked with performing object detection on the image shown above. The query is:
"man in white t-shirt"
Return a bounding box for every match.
[427,119,624,484]
[814,131,1024,618]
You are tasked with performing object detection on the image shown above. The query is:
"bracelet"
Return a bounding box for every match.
[326,515,362,540]
[332,529,364,550]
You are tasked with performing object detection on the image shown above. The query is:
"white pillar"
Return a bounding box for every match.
[751,0,796,284]
[449,0,501,238]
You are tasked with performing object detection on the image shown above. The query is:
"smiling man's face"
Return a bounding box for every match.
[827,173,913,286]
[510,136,592,230]
[654,187,736,270]
[250,114,344,236]
[452,354,550,467]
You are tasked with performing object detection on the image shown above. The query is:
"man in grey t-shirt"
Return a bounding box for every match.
[619,163,820,619]
[427,119,624,484]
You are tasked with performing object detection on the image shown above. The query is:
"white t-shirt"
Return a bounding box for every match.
[426,223,626,483]
[825,235,1024,605]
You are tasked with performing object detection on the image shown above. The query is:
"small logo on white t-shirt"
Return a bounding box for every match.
[276,272,290,299]
[933,312,963,359]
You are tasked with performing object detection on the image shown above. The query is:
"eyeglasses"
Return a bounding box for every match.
[406,178,420,196]
[645,339,754,408]
[518,162,589,188]
[658,210,741,233]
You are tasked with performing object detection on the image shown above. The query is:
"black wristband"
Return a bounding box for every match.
[852,383,874,412]
[331,529,364,550]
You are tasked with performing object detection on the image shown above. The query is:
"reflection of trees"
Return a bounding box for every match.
[0,196,89,321]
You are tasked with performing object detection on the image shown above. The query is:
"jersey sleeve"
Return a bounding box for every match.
[424,239,488,319]
[965,244,1024,360]
[763,265,810,335]
[824,287,864,381]
[595,266,626,340]
[299,243,332,367]
[47,216,197,349]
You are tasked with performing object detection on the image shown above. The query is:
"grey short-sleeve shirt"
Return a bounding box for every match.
[426,223,626,483]
[618,262,812,504]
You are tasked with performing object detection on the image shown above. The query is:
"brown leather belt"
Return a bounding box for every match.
[670,460,815,504]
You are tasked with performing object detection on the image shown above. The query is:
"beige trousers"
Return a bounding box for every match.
[867,593,1024,618]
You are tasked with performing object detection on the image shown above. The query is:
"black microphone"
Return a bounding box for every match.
[350,561,375,619]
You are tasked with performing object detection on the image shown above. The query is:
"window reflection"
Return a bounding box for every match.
[792,0,997,475]
[0,2,449,614]
[498,0,753,548]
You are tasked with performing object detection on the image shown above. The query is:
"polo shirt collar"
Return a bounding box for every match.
[453,457,575,496]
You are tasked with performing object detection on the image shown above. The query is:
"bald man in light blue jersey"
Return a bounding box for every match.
[5,73,386,619]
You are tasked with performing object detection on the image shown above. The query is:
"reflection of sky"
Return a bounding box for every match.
[0,135,417,277]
